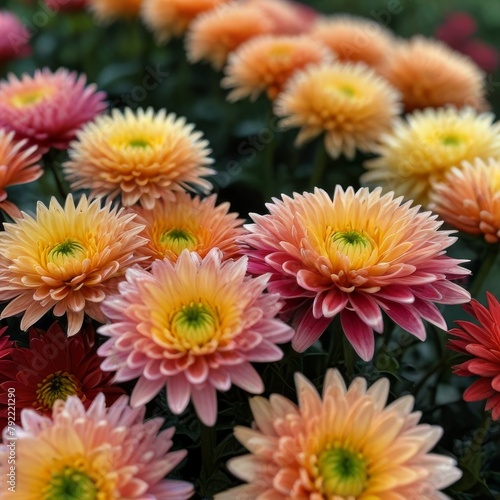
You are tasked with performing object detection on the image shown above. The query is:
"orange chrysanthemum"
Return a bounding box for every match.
[132,191,244,265]
[382,36,487,112]
[88,0,143,20]
[0,195,146,335]
[429,158,500,243]
[362,107,500,207]
[64,107,214,210]
[186,2,276,70]
[0,129,42,219]
[310,15,395,71]
[142,0,231,42]
[216,370,462,499]
[222,34,333,101]
[275,61,401,159]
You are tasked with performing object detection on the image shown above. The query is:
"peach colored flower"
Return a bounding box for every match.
[429,158,500,243]
[448,292,500,420]
[242,186,471,360]
[88,0,143,21]
[310,15,395,72]
[142,0,231,42]
[64,107,214,210]
[0,394,193,499]
[362,107,500,207]
[222,34,333,102]
[216,369,462,499]
[382,36,487,112]
[132,191,244,266]
[0,195,146,335]
[0,10,30,62]
[0,129,42,219]
[275,61,401,159]
[0,68,106,153]
[98,249,294,426]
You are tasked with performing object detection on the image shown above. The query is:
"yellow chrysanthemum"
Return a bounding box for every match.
[216,370,462,499]
[88,0,143,21]
[131,191,245,265]
[141,0,231,42]
[275,61,401,159]
[64,107,215,210]
[382,36,487,112]
[222,34,334,102]
[310,15,395,71]
[362,106,500,207]
[0,195,146,335]
[429,158,500,243]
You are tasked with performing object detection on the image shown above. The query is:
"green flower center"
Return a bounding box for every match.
[49,239,86,262]
[440,134,462,146]
[338,85,356,97]
[43,467,98,500]
[128,138,151,148]
[160,228,198,255]
[171,302,218,347]
[317,447,369,497]
[35,371,80,411]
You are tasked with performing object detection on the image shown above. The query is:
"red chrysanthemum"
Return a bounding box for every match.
[0,322,124,429]
[448,292,500,420]
[0,327,14,361]
[0,68,107,153]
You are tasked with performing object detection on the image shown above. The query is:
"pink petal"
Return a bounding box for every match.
[130,376,166,407]
[349,293,384,333]
[191,384,217,426]
[167,375,191,414]
[340,309,375,361]
[291,306,333,352]
[229,363,264,394]
[382,302,427,341]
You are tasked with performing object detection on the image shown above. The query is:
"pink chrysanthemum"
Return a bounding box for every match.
[98,249,294,426]
[216,369,462,499]
[0,394,194,499]
[0,11,30,62]
[44,0,88,11]
[0,195,147,335]
[132,191,245,266]
[243,186,471,360]
[448,292,500,420]
[0,129,43,219]
[0,322,124,429]
[0,68,106,153]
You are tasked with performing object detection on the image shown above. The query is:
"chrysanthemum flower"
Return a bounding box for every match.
[274,61,401,159]
[88,0,143,21]
[0,68,106,153]
[0,394,194,499]
[0,194,147,335]
[362,107,500,207]
[0,129,43,219]
[429,158,500,243]
[132,191,244,266]
[382,36,487,112]
[186,2,276,70]
[98,249,294,426]
[0,327,13,361]
[449,293,500,421]
[0,11,30,62]
[222,34,333,102]
[243,186,471,360]
[142,0,231,42]
[216,369,462,499]
[310,15,395,71]
[64,107,214,210]
[0,322,124,428]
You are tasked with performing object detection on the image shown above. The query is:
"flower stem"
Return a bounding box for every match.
[310,141,328,189]
[44,150,69,199]
[469,243,499,300]
[200,422,216,494]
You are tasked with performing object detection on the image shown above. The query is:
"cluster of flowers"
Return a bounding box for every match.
[0,0,500,498]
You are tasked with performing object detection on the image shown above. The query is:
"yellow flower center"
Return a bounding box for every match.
[49,239,86,264]
[269,44,293,59]
[41,455,115,500]
[170,302,219,348]
[35,371,81,411]
[160,228,198,255]
[328,229,375,268]
[338,85,356,97]
[440,134,462,146]
[317,446,369,497]
[128,138,151,148]
[10,88,51,108]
